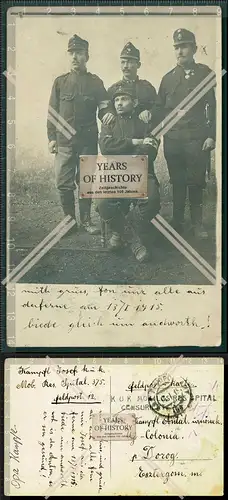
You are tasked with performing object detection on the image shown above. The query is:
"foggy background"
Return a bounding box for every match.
[14,14,219,166]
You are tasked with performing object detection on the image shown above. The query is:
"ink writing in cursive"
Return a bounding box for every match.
[9,426,25,489]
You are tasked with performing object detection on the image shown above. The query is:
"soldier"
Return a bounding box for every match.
[158,29,216,238]
[108,42,158,125]
[97,84,160,263]
[47,34,115,235]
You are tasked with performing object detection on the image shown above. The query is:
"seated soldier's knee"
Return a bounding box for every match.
[137,179,160,220]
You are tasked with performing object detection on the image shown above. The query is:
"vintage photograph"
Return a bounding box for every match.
[8,8,221,286]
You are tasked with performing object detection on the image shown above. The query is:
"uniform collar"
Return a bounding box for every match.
[70,68,87,75]
[177,60,196,72]
[118,113,133,119]
[122,75,139,84]
[118,108,138,119]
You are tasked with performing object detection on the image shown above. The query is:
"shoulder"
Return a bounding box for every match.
[102,118,117,131]
[161,67,178,82]
[54,72,70,82]
[52,72,70,86]
[88,72,104,85]
[108,80,122,93]
[196,63,213,75]
[159,66,182,91]
[139,79,156,90]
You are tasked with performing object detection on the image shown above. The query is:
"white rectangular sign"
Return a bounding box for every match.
[79,155,148,199]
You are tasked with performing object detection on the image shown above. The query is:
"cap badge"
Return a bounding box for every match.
[178,33,182,41]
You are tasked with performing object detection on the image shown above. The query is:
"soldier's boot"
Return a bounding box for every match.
[131,237,149,263]
[59,191,78,236]
[79,197,100,235]
[127,205,150,263]
[171,183,187,234]
[189,186,208,239]
[108,232,124,250]
[107,213,125,251]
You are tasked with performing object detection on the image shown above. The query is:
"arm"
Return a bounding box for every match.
[134,136,160,161]
[137,82,158,116]
[154,76,167,129]
[99,124,134,155]
[204,87,216,141]
[47,78,60,142]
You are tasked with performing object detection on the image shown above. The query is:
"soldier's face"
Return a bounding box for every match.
[175,43,195,66]
[69,50,88,71]
[114,95,134,115]
[121,58,139,79]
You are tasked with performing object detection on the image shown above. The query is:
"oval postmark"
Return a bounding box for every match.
[148,373,193,418]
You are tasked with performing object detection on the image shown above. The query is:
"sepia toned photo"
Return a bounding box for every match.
[5,5,223,347]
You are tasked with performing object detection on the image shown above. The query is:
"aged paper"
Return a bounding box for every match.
[4,357,223,496]
[9,283,220,347]
[6,5,223,347]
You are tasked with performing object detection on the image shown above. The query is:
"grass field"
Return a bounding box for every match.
[8,150,217,285]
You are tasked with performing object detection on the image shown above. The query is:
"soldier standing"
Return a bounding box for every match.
[158,29,216,238]
[108,42,158,125]
[47,34,114,234]
[97,85,160,263]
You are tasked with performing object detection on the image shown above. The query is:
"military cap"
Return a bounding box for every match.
[112,83,136,100]
[67,34,89,53]
[120,42,140,61]
[173,28,196,47]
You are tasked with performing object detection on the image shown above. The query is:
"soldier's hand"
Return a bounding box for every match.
[48,140,57,154]
[143,137,154,146]
[132,139,144,146]
[139,110,152,124]
[102,113,115,125]
[202,138,215,151]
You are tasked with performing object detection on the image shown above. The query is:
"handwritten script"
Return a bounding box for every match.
[13,284,220,347]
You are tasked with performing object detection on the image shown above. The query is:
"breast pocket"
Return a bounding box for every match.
[60,93,75,101]
[59,93,75,121]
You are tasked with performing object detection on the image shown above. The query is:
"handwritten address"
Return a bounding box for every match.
[5,359,223,496]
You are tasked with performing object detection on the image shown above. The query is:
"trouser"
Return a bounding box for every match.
[172,184,204,226]
[54,142,97,223]
[96,175,160,247]
[164,136,210,225]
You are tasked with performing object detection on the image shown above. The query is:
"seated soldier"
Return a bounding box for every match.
[96,85,161,263]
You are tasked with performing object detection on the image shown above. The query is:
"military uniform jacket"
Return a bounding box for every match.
[157,63,216,141]
[108,77,159,120]
[99,112,159,176]
[47,70,111,146]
